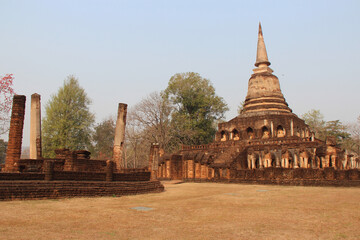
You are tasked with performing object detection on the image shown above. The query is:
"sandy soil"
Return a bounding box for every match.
[0,182,359,240]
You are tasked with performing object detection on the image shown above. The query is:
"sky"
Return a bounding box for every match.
[1,0,360,146]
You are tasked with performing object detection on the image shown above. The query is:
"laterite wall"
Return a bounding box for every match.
[0,180,164,200]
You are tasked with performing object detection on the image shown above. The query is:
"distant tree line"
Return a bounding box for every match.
[37,72,227,167]
[302,109,360,155]
[1,73,359,168]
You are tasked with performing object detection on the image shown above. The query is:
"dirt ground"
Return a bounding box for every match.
[0,182,359,240]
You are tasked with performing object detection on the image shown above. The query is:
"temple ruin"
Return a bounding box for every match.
[0,96,163,200]
[157,24,360,185]
[0,24,359,200]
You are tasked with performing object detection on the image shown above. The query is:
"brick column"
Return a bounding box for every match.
[4,95,26,172]
[148,143,159,180]
[106,160,114,181]
[44,160,54,181]
[200,164,207,179]
[113,103,127,170]
[195,162,201,179]
[30,93,42,159]
[63,149,75,171]
[187,160,194,179]
[165,160,171,178]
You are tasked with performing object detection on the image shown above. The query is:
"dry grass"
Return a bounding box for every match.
[0,182,359,240]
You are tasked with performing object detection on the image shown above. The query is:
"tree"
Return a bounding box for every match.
[129,92,173,151]
[125,92,173,168]
[164,72,228,145]
[302,109,326,140]
[323,120,350,144]
[125,125,146,168]
[90,117,115,159]
[237,101,245,115]
[0,139,7,166]
[345,116,360,155]
[42,76,95,158]
[302,109,350,145]
[0,74,15,135]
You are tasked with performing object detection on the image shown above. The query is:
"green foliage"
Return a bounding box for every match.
[90,117,115,159]
[344,116,360,155]
[0,139,7,165]
[42,76,95,158]
[164,72,228,145]
[302,109,350,145]
[323,120,350,143]
[302,109,326,140]
[237,101,245,115]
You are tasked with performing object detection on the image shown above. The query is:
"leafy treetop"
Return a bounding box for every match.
[42,76,95,157]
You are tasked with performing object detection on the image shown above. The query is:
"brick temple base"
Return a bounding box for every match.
[0,180,164,201]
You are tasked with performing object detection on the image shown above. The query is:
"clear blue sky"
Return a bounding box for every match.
[1,0,359,145]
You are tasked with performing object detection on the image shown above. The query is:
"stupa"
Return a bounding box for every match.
[156,24,355,183]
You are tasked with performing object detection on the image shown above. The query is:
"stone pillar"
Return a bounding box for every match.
[325,155,330,168]
[320,157,325,168]
[148,143,159,179]
[200,165,207,179]
[210,168,215,179]
[219,168,223,179]
[251,156,255,169]
[113,103,127,170]
[304,157,308,168]
[195,162,201,179]
[290,119,294,136]
[165,160,171,178]
[275,151,281,168]
[157,165,161,178]
[44,160,54,181]
[259,154,263,169]
[271,121,274,137]
[343,151,348,169]
[30,93,42,159]
[331,156,336,169]
[187,160,194,179]
[63,150,75,171]
[294,153,299,168]
[4,95,26,172]
[183,160,188,179]
[226,168,231,180]
[161,163,166,178]
[106,160,114,182]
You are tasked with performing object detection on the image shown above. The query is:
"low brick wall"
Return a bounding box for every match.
[232,168,360,181]
[0,171,151,182]
[0,172,44,181]
[0,180,164,201]
[184,178,360,187]
[178,168,360,187]
[53,171,106,181]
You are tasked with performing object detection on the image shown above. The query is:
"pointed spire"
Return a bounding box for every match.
[255,22,270,67]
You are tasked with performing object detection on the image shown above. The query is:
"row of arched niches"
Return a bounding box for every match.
[217,120,313,142]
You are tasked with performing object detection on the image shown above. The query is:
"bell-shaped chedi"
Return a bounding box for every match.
[243,23,292,114]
